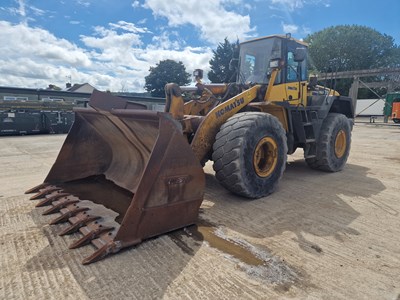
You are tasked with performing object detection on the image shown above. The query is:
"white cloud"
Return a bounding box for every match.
[151,31,183,50]
[0,21,91,88]
[244,3,252,10]
[109,21,151,34]
[1,0,27,18]
[76,0,90,7]
[144,0,256,44]
[0,21,91,67]
[270,0,330,12]
[281,22,313,36]
[221,0,243,4]
[132,1,140,8]
[17,0,26,17]
[302,26,311,35]
[81,25,144,51]
[29,5,45,16]
[1,1,49,25]
[0,21,214,92]
[282,23,298,34]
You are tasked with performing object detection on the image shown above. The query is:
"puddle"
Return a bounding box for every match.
[185,223,264,266]
[169,219,299,286]
[170,220,263,266]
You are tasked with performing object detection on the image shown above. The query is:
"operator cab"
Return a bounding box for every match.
[238,35,308,85]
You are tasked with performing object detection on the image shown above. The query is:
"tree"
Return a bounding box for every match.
[305,25,400,72]
[145,59,191,97]
[208,38,239,83]
[46,84,62,91]
[304,25,400,96]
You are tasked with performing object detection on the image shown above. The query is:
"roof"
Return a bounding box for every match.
[240,34,308,47]
[66,83,95,92]
[0,86,91,98]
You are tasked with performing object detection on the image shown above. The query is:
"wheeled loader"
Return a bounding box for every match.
[26,35,354,264]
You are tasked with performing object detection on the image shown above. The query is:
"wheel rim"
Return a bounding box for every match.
[334,129,347,158]
[253,137,278,177]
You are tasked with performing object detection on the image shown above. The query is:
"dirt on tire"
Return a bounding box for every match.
[212,112,287,198]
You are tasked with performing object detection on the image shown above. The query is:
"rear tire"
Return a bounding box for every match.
[306,113,351,172]
[212,112,287,199]
[393,119,400,124]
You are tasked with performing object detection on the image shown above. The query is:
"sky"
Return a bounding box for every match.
[0,0,399,92]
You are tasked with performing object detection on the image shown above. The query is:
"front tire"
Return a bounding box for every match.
[306,113,351,172]
[212,112,287,199]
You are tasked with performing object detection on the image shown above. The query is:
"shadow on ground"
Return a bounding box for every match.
[25,202,202,299]
[202,160,387,255]
[24,159,386,299]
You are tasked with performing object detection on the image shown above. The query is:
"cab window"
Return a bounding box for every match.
[287,51,299,82]
[286,47,307,83]
[243,54,255,79]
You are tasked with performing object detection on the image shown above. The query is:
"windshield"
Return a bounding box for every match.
[238,38,282,84]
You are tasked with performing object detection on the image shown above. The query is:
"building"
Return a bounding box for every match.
[0,85,166,135]
[0,86,91,104]
[66,83,96,93]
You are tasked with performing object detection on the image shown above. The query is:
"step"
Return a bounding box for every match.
[304,154,316,159]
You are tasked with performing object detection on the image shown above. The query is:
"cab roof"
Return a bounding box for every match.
[240,35,308,47]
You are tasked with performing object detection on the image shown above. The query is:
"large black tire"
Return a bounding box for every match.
[212,112,287,199]
[305,113,351,172]
[393,119,400,124]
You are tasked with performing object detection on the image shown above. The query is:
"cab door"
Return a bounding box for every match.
[283,41,307,104]
[265,39,308,105]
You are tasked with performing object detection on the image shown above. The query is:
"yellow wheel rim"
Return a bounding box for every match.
[334,130,347,158]
[253,137,278,177]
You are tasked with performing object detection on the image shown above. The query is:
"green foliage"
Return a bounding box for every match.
[304,25,400,96]
[304,25,400,72]
[208,38,239,83]
[145,59,191,97]
[46,84,62,91]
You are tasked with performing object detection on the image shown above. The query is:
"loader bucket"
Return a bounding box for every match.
[26,91,205,264]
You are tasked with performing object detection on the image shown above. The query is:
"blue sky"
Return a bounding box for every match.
[0,0,399,92]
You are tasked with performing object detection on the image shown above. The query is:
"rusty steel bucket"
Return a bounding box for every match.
[26,91,205,264]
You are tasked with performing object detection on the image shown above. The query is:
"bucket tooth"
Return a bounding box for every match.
[82,240,121,265]
[49,206,89,225]
[30,186,62,200]
[69,224,114,249]
[36,192,70,207]
[26,91,206,265]
[59,213,101,236]
[42,197,79,215]
[25,183,49,194]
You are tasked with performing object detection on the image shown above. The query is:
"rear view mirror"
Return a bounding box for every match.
[294,47,307,62]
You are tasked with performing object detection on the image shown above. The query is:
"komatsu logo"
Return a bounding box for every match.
[215,97,245,118]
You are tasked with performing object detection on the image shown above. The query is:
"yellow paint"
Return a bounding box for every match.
[253,136,278,177]
[334,129,347,158]
[248,103,288,131]
[190,86,259,161]
[265,81,308,106]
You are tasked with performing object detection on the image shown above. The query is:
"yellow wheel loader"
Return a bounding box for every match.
[26,35,354,264]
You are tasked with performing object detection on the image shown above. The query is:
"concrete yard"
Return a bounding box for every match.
[0,122,399,299]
